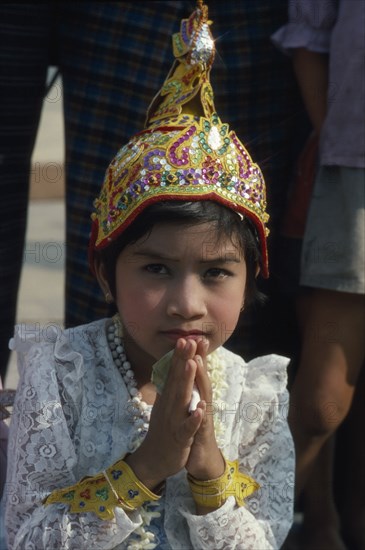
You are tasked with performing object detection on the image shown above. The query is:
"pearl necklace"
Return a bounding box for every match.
[107,317,161,549]
[107,317,151,447]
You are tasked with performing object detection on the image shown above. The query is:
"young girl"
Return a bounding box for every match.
[4,3,294,548]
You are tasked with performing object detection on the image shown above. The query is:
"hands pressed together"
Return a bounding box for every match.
[125,338,225,507]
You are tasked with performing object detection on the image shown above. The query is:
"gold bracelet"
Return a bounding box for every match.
[43,459,161,520]
[105,458,161,511]
[187,458,260,509]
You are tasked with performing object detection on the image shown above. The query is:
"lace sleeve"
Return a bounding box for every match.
[182,354,295,549]
[4,338,141,550]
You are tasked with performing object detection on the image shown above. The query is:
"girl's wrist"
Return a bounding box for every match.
[187,447,225,480]
[188,457,260,513]
[124,449,166,493]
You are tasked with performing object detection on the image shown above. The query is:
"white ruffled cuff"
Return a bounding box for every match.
[272,23,331,55]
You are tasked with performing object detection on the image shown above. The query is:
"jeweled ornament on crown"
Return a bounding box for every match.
[207,125,222,150]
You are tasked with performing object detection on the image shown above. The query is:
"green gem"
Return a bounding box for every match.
[95,487,109,501]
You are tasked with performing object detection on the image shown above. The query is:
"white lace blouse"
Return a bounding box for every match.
[5,319,294,549]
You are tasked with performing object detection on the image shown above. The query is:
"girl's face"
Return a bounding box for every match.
[112,221,247,370]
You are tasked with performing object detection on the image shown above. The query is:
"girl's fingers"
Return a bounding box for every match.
[177,405,204,442]
[161,339,198,409]
[193,354,212,404]
[183,359,199,403]
[196,338,209,366]
[171,339,197,376]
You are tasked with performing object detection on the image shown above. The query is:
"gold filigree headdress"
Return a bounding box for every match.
[90,1,269,276]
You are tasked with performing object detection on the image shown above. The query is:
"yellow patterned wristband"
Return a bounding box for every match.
[104,458,161,511]
[187,458,260,509]
[43,459,161,520]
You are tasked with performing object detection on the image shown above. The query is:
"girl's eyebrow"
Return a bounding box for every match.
[132,250,179,261]
[200,256,241,264]
[132,249,241,263]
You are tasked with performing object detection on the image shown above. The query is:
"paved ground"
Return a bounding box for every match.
[4,200,65,391]
[4,73,65,391]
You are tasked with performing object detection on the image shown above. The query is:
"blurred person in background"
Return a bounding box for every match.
[273,1,365,548]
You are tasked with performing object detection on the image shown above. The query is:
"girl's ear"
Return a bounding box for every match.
[93,257,114,303]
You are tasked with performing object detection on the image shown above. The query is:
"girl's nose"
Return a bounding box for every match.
[166,276,207,319]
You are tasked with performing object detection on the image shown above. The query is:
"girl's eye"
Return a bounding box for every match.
[204,268,231,280]
[144,263,168,275]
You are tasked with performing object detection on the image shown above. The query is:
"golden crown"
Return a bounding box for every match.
[90,1,269,276]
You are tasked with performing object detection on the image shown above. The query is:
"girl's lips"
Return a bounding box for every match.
[161,331,208,342]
